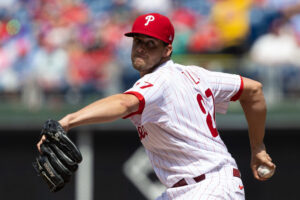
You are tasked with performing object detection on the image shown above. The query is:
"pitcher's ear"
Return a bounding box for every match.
[164,44,173,57]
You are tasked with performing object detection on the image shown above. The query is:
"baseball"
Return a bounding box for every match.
[257,165,275,178]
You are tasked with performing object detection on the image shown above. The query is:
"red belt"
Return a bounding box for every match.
[172,168,241,188]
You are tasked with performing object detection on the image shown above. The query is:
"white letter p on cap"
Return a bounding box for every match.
[145,15,155,26]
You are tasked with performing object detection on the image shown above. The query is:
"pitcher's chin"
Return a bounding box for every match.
[132,58,147,70]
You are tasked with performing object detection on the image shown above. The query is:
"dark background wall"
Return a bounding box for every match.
[0,128,298,200]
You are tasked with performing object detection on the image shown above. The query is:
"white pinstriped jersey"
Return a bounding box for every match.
[124,60,243,188]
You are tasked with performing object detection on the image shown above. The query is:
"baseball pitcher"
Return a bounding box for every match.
[36,13,275,199]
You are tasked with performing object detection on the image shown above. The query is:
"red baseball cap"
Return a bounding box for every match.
[125,13,175,44]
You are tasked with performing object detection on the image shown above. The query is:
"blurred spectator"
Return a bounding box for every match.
[210,0,252,53]
[250,21,300,66]
[67,39,113,94]
[249,18,300,100]
[0,0,15,8]
[30,34,69,93]
[0,13,33,93]
[247,0,300,48]
[248,0,300,66]
[130,0,172,14]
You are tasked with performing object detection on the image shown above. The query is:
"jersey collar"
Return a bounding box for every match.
[152,59,174,73]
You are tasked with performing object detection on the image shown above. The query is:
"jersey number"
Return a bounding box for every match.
[140,81,153,89]
[196,89,218,137]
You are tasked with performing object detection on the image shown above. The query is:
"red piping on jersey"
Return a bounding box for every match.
[230,76,244,101]
[122,91,145,119]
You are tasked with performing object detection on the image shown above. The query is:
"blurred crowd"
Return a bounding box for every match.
[1,0,300,108]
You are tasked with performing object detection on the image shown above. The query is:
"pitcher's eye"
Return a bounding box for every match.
[134,38,141,44]
[146,41,155,48]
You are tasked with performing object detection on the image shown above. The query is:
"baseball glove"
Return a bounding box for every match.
[33,119,82,192]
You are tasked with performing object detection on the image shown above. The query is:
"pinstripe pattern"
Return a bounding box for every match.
[156,167,245,200]
[125,60,245,199]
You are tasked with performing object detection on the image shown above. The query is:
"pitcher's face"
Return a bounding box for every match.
[131,34,171,75]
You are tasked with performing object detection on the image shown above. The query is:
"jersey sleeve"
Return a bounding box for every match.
[203,70,244,114]
[122,73,169,122]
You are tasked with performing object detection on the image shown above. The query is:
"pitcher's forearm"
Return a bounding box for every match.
[59,94,139,130]
[240,96,266,150]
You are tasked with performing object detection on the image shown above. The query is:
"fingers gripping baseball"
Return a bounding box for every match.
[251,146,276,181]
